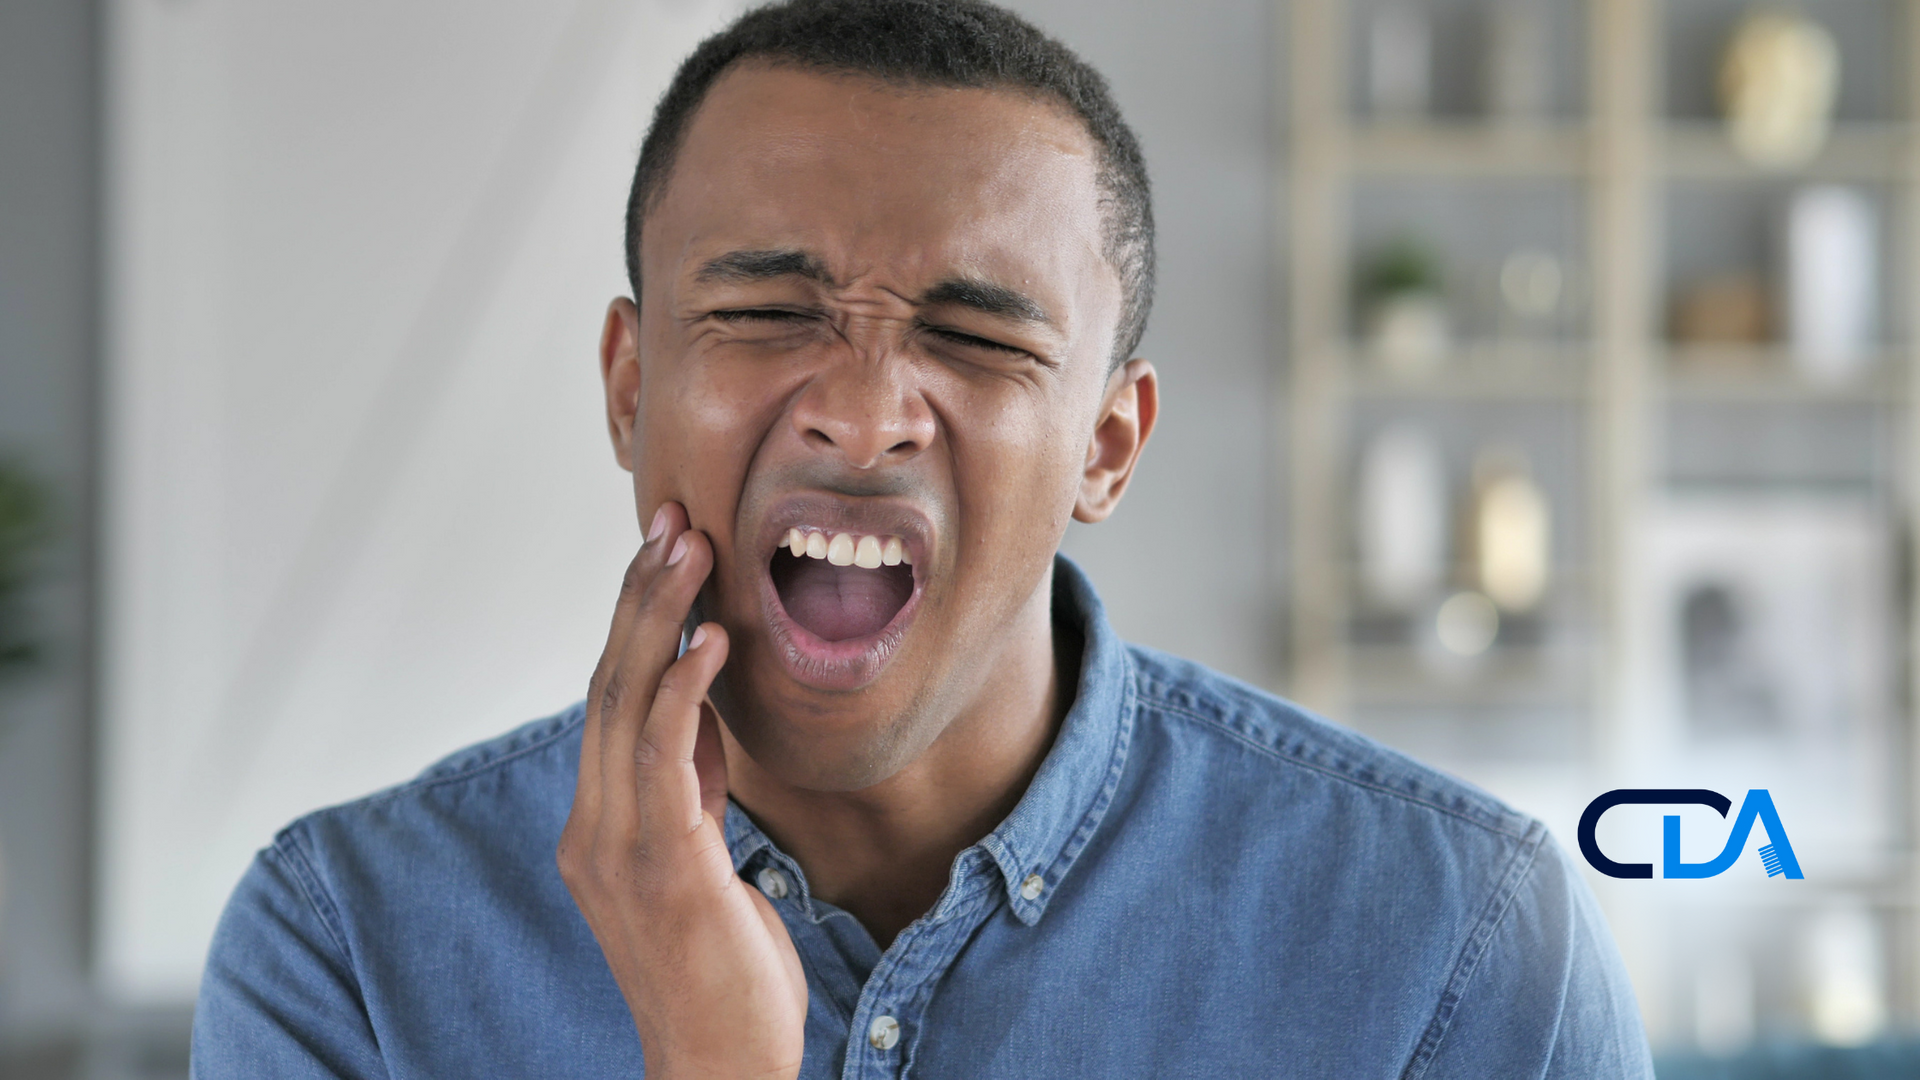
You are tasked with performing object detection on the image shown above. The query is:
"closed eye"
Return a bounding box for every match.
[927,326,1028,355]
[711,307,817,323]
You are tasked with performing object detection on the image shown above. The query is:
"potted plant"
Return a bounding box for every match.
[1358,234,1451,375]
[0,457,48,677]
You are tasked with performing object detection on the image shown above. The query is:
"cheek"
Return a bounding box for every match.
[632,359,790,521]
[941,381,1087,555]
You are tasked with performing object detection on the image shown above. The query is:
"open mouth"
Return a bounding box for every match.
[754,498,932,691]
[770,527,915,642]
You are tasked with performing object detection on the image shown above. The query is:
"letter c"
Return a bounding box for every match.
[1578,789,1733,879]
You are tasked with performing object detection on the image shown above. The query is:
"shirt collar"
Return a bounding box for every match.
[723,553,1136,926]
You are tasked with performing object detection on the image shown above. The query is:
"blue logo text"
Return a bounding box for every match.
[1577,788,1802,880]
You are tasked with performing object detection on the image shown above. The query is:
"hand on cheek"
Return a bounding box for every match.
[557,501,807,1079]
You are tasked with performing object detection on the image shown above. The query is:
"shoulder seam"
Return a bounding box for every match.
[272,828,356,966]
[336,709,584,815]
[1398,821,1549,1079]
[1148,698,1529,840]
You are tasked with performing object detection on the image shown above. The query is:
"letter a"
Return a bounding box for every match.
[1664,789,1803,879]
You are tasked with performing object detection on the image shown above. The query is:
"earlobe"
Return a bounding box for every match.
[600,297,642,472]
[1073,358,1159,524]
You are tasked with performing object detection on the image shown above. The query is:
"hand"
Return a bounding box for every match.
[558,501,807,1080]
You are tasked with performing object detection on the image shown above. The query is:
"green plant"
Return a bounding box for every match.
[0,458,49,672]
[1357,233,1446,303]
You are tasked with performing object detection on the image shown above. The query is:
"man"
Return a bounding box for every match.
[193,1,1655,1076]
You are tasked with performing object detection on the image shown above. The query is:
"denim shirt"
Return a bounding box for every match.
[192,557,1654,1078]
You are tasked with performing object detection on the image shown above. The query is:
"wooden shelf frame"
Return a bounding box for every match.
[1280,0,1920,1035]
[1340,120,1917,183]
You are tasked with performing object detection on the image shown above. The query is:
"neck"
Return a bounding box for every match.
[722,584,1079,948]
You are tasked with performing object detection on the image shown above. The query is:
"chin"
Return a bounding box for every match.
[710,669,935,793]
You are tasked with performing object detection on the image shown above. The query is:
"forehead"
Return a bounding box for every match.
[646,64,1113,300]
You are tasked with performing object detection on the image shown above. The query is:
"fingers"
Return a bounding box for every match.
[597,505,711,819]
[582,502,713,827]
[574,537,659,820]
[603,502,677,670]
[635,622,729,836]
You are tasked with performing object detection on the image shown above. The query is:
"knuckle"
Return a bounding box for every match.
[557,819,677,903]
[632,728,668,770]
[619,555,647,596]
[598,670,631,718]
[654,661,700,703]
[557,835,595,887]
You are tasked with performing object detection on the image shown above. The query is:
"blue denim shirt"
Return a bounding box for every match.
[193,557,1653,1078]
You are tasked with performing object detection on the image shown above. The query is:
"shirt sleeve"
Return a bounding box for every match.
[191,832,390,1080]
[1407,832,1656,1080]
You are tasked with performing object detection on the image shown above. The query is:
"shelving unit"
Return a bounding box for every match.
[1283,0,1920,1048]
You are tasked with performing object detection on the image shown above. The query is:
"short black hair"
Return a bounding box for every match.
[624,0,1155,365]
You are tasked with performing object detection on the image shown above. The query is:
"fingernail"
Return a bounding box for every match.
[688,625,709,650]
[667,534,689,566]
[647,506,669,543]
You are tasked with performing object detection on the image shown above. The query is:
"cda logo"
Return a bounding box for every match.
[1578,788,1802,880]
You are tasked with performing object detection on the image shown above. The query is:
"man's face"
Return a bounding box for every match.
[603,64,1145,790]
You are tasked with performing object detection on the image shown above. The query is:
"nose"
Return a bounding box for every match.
[789,356,936,469]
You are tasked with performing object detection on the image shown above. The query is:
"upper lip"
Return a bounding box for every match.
[756,493,934,573]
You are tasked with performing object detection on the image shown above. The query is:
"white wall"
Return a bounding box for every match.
[1015,0,1278,692]
[101,0,746,1004]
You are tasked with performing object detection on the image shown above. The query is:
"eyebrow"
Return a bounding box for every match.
[693,247,1054,329]
[694,249,833,284]
[919,278,1054,328]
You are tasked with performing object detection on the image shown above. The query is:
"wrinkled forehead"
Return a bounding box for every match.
[643,64,1116,312]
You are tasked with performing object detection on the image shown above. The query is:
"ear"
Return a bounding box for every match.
[600,297,642,472]
[1073,358,1158,523]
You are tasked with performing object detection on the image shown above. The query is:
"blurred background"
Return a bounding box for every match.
[2,0,1917,1076]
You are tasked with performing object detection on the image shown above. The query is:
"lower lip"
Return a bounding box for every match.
[757,564,923,691]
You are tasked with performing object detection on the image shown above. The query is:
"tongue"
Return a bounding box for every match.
[776,556,912,642]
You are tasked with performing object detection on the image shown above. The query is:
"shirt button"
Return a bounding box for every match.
[868,1014,901,1050]
[755,867,791,900]
[1020,873,1045,900]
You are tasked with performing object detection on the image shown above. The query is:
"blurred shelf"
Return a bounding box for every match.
[1663,120,1914,183]
[1340,120,1916,183]
[1649,879,1920,912]
[1334,342,1909,403]
[1340,340,1590,401]
[1660,346,1906,403]
[1341,564,1598,601]
[1346,121,1588,178]
[1662,475,1885,496]
[1288,0,1920,1035]
[1346,642,1590,710]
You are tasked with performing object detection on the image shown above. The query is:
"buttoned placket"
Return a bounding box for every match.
[833,849,1012,1080]
[721,557,1137,1079]
[738,832,1017,1079]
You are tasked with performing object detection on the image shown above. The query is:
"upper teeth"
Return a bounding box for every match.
[784,527,910,568]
